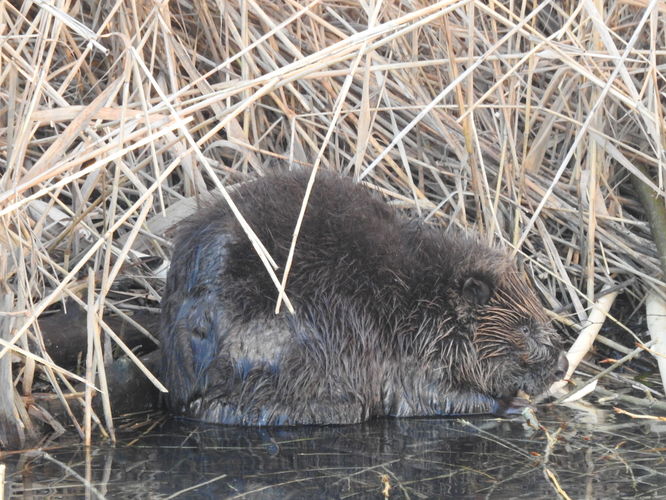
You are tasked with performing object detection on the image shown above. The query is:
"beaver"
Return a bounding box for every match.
[159,169,568,425]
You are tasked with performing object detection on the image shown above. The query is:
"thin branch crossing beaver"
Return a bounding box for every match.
[160,169,568,425]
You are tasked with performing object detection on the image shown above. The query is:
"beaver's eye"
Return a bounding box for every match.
[519,325,531,336]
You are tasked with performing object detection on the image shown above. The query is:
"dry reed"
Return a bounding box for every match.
[0,0,665,447]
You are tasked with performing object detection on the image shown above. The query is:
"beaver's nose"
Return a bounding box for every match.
[553,352,569,380]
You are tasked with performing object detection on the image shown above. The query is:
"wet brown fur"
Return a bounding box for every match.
[159,169,566,425]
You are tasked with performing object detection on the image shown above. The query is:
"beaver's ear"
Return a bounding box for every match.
[462,277,492,306]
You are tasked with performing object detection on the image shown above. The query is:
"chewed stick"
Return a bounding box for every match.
[551,290,618,401]
[646,291,666,392]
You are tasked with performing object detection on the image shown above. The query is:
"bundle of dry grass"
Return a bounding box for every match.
[0,0,664,448]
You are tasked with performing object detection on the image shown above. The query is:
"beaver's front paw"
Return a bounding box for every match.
[492,395,532,416]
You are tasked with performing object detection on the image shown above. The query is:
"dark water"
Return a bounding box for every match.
[2,406,665,499]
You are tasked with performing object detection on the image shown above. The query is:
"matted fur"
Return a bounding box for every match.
[160,170,565,425]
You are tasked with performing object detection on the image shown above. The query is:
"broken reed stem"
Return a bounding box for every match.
[84,271,96,447]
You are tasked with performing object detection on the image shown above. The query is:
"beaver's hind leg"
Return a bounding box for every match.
[197,317,374,425]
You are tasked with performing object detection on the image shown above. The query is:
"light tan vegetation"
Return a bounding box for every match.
[0,0,664,447]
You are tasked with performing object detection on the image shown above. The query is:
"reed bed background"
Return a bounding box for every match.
[0,0,665,448]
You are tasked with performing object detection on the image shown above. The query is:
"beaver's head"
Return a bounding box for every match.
[448,266,567,402]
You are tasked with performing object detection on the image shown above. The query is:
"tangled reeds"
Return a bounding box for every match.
[0,0,664,448]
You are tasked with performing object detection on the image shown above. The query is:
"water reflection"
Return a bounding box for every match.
[3,406,665,498]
